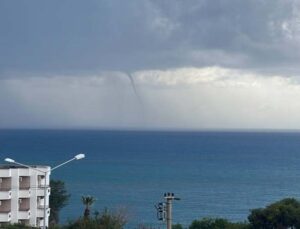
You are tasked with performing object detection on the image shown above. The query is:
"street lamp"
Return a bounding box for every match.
[4,153,85,229]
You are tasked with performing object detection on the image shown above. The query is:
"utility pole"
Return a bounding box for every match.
[155,192,180,229]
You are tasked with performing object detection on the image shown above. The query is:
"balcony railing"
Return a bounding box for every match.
[18,210,30,220]
[38,184,48,189]
[36,187,50,196]
[18,189,30,198]
[37,208,50,218]
[0,212,11,222]
[0,170,11,177]
[37,205,49,209]
[0,191,11,200]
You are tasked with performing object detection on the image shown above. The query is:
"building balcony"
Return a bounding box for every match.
[0,191,11,200]
[0,212,11,222]
[36,208,50,218]
[18,219,30,226]
[0,177,12,191]
[18,168,30,176]
[36,187,50,197]
[19,176,30,190]
[19,198,30,214]
[37,204,49,209]
[0,199,11,214]
[37,175,47,187]
[36,217,45,228]
[18,189,30,198]
[0,170,11,178]
[18,210,30,220]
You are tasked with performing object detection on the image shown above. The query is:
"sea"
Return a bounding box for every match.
[1,129,300,227]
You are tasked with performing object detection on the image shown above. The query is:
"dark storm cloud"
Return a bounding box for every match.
[0,0,299,75]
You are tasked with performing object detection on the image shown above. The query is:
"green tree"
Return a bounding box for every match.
[248,198,300,229]
[49,180,71,225]
[189,218,249,229]
[81,195,96,218]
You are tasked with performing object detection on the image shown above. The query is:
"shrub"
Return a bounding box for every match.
[189,218,249,229]
[64,208,128,229]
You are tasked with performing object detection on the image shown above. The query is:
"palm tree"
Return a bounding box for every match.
[81,195,95,218]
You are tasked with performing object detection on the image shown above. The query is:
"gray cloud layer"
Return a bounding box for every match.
[1,68,300,130]
[1,1,300,129]
[1,0,300,75]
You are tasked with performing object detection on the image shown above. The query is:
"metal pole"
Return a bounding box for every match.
[43,171,47,229]
[166,197,172,229]
[50,158,76,171]
[162,193,180,229]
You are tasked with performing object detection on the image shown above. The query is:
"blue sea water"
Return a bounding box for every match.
[1,130,300,227]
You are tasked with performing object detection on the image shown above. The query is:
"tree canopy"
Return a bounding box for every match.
[248,198,300,229]
[188,218,249,229]
[49,180,71,225]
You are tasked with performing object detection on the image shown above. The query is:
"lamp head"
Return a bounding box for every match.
[75,153,85,160]
[5,158,15,163]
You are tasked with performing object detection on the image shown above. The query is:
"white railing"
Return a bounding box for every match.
[0,170,11,177]
[37,204,49,209]
[18,169,30,176]
[18,210,30,219]
[18,189,30,198]
[0,212,11,222]
[0,191,11,200]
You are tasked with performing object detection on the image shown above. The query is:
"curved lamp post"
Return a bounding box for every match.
[4,153,85,229]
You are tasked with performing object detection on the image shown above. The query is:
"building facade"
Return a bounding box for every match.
[0,165,51,227]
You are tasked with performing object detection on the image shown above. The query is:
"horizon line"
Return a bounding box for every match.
[1,127,300,133]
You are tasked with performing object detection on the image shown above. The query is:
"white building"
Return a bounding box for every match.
[0,165,51,228]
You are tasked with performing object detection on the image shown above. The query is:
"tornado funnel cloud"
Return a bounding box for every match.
[126,72,143,106]
[125,72,146,124]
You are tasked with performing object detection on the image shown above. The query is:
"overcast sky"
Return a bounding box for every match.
[1,0,300,130]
